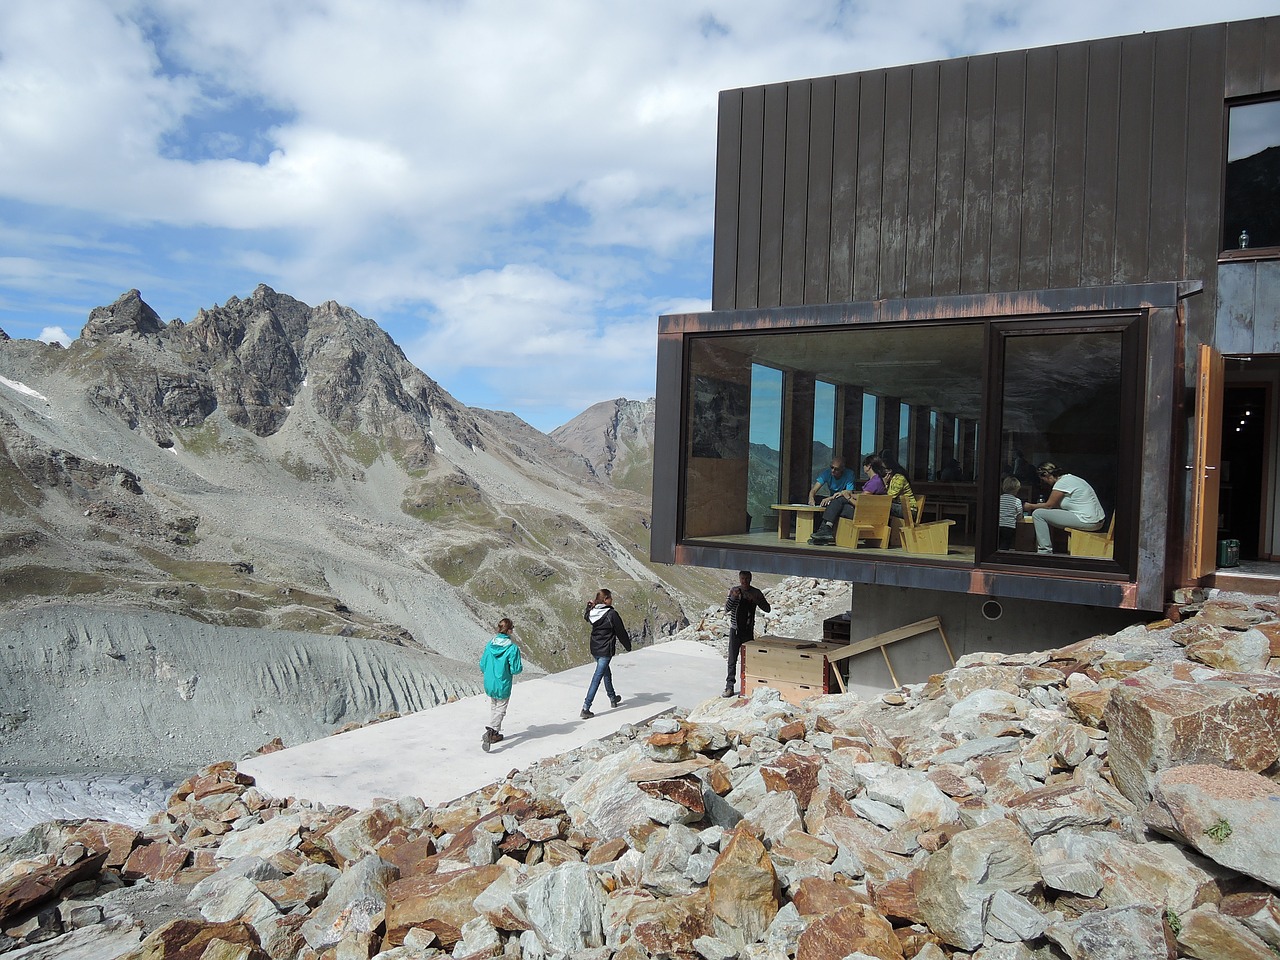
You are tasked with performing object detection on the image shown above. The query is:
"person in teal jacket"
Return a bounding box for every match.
[480,617,523,751]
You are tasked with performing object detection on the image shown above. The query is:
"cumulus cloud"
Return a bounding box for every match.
[38,326,72,346]
[0,0,1273,428]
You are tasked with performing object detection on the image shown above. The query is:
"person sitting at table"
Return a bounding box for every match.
[1022,461,1105,554]
[861,454,887,494]
[807,456,857,505]
[878,452,918,519]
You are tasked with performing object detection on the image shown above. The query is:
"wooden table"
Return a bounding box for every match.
[771,503,824,541]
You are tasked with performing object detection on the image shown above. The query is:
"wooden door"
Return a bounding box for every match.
[1189,344,1224,579]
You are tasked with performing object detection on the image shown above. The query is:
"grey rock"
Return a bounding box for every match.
[1045,904,1172,960]
[301,853,399,951]
[512,861,604,953]
[985,890,1048,942]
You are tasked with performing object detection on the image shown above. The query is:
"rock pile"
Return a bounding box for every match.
[3,592,1280,959]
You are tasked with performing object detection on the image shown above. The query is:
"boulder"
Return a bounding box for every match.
[794,902,902,960]
[385,864,504,948]
[300,853,398,951]
[1175,904,1276,960]
[707,825,779,947]
[512,861,605,954]
[1045,904,1174,960]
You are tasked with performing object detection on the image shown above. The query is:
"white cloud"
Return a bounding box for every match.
[0,0,1275,423]
[38,326,72,346]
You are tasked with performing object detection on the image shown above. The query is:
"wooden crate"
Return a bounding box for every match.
[742,636,840,705]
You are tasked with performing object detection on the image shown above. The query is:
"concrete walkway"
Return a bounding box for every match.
[239,639,725,809]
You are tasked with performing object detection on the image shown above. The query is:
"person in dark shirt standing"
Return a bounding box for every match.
[723,571,771,697]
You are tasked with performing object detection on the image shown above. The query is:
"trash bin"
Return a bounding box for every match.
[1217,538,1240,568]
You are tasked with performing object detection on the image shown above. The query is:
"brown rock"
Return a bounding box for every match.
[760,753,822,810]
[769,829,837,865]
[116,919,268,960]
[790,877,871,916]
[384,864,504,947]
[869,874,924,925]
[778,720,808,742]
[707,825,779,947]
[1066,688,1112,727]
[1176,904,1276,960]
[122,842,190,882]
[1252,621,1280,658]
[381,835,439,879]
[0,849,108,925]
[627,889,713,957]
[795,903,903,960]
[1199,601,1267,630]
[637,778,705,815]
[66,821,142,869]
[587,837,628,866]
[1105,676,1280,803]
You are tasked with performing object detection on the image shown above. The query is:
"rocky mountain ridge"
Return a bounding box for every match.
[0,287,722,776]
[2,587,1278,959]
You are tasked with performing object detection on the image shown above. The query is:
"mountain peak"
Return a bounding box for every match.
[81,289,164,339]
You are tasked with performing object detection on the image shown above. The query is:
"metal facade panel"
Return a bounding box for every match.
[828,74,860,303]
[852,71,886,301]
[758,84,788,308]
[1253,265,1280,354]
[905,62,941,299]
[735,86,765,310]
[1049,43,1088,289]
[880,65,913,298]
[650,334,685,565]
[712,90,743,311]
[1019,47,1057,291]
[1082,37,1121,286]
[933,58,969,296]
[989,51,1027,291]
[1147,29,1192,282]
[1267,18,1280,90]
[960,56,995,295]
[1113,34,1155,283]
[1185,26,1228,355]
[805,76,836,306]
[1225,18,1268,96]
[781,82,812,306]
[1216,263,1257,354]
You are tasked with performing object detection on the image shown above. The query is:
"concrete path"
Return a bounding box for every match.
[240,639,726,809]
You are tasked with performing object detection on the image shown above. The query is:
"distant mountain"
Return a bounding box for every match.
[550,397,655,496]
[0,287,723,773]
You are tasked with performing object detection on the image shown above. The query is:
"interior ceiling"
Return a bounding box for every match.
[714,324,1124,428]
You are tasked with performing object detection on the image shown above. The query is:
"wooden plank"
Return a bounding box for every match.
[1148,28,1191,282]
[959,55,994,295]
[1112,34,1155,283]
[932,57,968,296]
[989,50,1026,291]
[825,616,945,662]
[758,83,788,308]
[905,61,940,299]
[744,676,825,706]
[1049,43,1087,289]
[1081,37,1120,286]
[879,65,913,298]
[712,90,743,311]
[735,85,765,310]
[1018,46,1056,291]
[852,71,886,301]
[828,74,860,303]
[806,76,836,306]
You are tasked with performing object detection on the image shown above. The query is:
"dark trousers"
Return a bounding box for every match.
[820,498,855,527]
[726,628,749,686]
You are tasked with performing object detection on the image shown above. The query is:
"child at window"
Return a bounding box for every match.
[999,475,1024,549]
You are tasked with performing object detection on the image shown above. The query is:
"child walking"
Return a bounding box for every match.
[480,617,523,752]
[998,475,1024,550]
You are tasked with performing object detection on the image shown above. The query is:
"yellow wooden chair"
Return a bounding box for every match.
[898,494,954,555]
[834,494,892,548]
[888,495,925,548]
[1067,514,1116,558]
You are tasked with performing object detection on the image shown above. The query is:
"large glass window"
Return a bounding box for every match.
[813,380,837,482]
[861,393,879,459]
[748,365,783,533]
[1224,98,1280,252]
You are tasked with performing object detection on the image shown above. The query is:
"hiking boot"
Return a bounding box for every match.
[722,685,735,698]
[481,727,496,752]
[808,523,834,544]
[490,731,504,745]
[580,708,594,719]
[610,694,623,708]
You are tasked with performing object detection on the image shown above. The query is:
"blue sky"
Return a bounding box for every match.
[1,1,1274,432]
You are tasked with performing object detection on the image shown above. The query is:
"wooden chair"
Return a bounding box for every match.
[898,494,954,555]
[888,495,925,548]
[1067,514,1116,558]
[834,494,892,548]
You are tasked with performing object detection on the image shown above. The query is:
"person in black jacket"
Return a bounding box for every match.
[723,571,771,697]
[581,588,631,719]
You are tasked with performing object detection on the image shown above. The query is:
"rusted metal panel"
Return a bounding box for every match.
[758,83,788,309]
[806,76,836,306]
[1185,24,1227,310]
[905,61,940,300]
[828,74,860,303]
[1225,18,1268,97]
[1113,34,1155,283]
[1082,37,1122,286]
[1147,29,1191,282]
[1254,266,1280,354]
[781,82,812,306]
[989,50,1027,291]
[735,85,765,310]
[1019,47,1056,291]
[713,90,743,311]
[852,70,886,301]
[1049,42,1088,290]
[933,57,969,296]
[1216,263,1257,354]
[879,65,913,298]
[960,55,995,295]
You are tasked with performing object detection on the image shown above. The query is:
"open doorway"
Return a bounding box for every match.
[1215,357,1280,584]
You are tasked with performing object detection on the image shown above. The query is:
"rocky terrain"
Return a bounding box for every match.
[0,288,719,776]
[3,586,1279,959]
